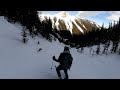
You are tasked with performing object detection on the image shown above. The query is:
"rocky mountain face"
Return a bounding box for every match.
[38,11,100,35]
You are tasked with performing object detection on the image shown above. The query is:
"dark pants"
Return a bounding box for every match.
[56,65,69,79]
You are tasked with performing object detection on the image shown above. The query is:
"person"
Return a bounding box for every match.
[52,46,73,79]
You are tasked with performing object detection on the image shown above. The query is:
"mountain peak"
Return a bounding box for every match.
[38,12,100,35]
[57,11,69,18]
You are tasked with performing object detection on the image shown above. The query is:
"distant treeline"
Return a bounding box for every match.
[0,10,54,41]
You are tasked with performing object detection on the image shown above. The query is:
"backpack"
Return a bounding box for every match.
[59,52,73,69]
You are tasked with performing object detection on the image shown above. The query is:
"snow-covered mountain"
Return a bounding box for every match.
[38,11,100,35]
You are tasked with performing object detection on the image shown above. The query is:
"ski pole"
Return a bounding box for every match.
[51,60,54,69]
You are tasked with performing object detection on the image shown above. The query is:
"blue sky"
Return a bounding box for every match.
[87,12,111,27]
[41,11,120,27]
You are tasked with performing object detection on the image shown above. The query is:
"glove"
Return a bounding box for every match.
[52,56,55,60]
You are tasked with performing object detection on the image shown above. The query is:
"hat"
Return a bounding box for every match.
[64,46,69,51]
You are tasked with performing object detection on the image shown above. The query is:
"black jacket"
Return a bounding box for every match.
[54,50,73,69]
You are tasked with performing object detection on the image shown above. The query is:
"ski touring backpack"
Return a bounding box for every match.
[61,52,73,69]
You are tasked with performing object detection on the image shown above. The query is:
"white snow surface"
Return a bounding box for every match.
[0,16,120,79]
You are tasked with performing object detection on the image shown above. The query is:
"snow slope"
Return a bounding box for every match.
[0,16,120,79]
